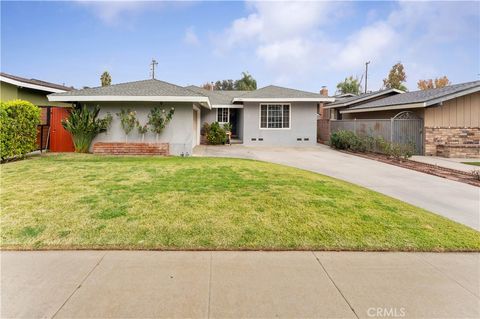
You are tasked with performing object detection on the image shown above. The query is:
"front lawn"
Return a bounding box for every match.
[1,154,479,251]
[462,162,480,166]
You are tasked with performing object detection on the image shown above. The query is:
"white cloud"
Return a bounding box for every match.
[77,1,149,26]
[184,27,199,46]
[215,0,479,91]
[332,22,397,70]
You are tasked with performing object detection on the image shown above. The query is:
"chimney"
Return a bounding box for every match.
[210,81,214,91]
[320,86,328,97]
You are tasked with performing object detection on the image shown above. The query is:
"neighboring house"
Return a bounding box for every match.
[339,81,480,158]
[48,79,333,155]
[0,72,72,106]
[323,89,404,120]
[0,72,74,152]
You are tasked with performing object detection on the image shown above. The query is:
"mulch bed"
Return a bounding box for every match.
[342,151,480,187]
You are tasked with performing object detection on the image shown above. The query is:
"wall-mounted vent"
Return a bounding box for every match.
[297,138,302,141]
[304,138,309,141]
[258,138,264,141]
[251,138,257,141]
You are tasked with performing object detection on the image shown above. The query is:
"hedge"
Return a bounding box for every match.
[0,99,41,161]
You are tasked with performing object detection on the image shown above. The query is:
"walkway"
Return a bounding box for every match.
[2,251,478,318]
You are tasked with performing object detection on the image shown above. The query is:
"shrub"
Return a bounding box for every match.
[329,130,364,151]
[329,130,414,160]
[471,169,480,181]
[0,99,41,161]
[116,109,137,142]
[148,105,175,141]
[201,122,210,136]
[206,122,227,145]
[62,105,112,153]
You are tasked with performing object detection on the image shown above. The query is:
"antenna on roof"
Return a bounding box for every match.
[150,58,158,79]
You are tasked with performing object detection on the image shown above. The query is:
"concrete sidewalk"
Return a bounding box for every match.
[194,145,480,230]
[1,251,479,318]
[411,155,479,173]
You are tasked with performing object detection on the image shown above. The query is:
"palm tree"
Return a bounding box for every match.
[100,71,112,87]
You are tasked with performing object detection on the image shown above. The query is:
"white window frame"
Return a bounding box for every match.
[258,103,291,130]
[216,107,229,124]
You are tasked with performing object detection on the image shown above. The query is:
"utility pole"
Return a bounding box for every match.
[150,58,158,79]
[365,61,370,94]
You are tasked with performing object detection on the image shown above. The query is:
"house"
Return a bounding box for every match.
[323,88,404,120]
[338,81,480,158]
[48,79,333,155]
[0,72,74,152]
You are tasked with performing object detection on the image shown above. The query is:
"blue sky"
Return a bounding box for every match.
[1,1,479,94]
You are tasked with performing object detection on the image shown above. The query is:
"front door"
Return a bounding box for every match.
[229,108,238,138]
[50,107,74,152]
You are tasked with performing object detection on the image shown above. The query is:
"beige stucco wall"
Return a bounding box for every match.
[424,92,480,128]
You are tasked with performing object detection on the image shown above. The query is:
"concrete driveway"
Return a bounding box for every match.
[194,144,480,230]
[2,251,479,318]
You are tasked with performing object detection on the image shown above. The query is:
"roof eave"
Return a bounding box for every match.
[424,86,480,107]
[232,97,335,102]
[340,102,426,114]
[324,89,404,109]
[47,95,212,108]
[1,75,68,93]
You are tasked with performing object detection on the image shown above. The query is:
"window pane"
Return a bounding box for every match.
[260,105,267,128]
[282,105,290,128]
[217,108,228,123]
[268,105,282,128]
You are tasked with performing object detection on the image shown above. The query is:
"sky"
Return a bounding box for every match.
[1,1,479,94]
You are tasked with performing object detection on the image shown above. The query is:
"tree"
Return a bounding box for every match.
[417,76,451,90]
[383,62,407,91]
[148,105,175,142]
[100,71,112,87]
[215,80,234,90]
[234,72,257,91]
[336,76,361,95]
[116,109,137,143]
[201,82,214,91]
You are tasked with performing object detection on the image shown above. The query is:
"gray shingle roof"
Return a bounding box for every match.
[347,81,480,111]
[327,89,402,107]
[1,72,73,91]
[185,86,239,105]
[234,85,326,99]
[51,79,204,97]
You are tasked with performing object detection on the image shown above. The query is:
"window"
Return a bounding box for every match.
[217,108,229,123]
[260,104,290,129]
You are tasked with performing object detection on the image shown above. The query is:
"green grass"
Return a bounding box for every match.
[462,162,480,166]
[1,154,479,251]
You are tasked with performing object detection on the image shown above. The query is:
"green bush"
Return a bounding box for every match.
[329,130,414,160]
[205,122,227,145]
[62,105,112,153]
[329,130,364,151]
[0,99,41,161]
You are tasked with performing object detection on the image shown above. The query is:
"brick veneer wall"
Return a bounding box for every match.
[317,119,330,142]
[93,142,169,155]
[425,127,480,158]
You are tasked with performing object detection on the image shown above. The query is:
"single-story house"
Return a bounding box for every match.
[48,79,333,156]
[322,88,404,120]
[0,72,74,151]
[338,81,480,157]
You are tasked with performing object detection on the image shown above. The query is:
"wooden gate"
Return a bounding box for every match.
[50,107,74,152]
